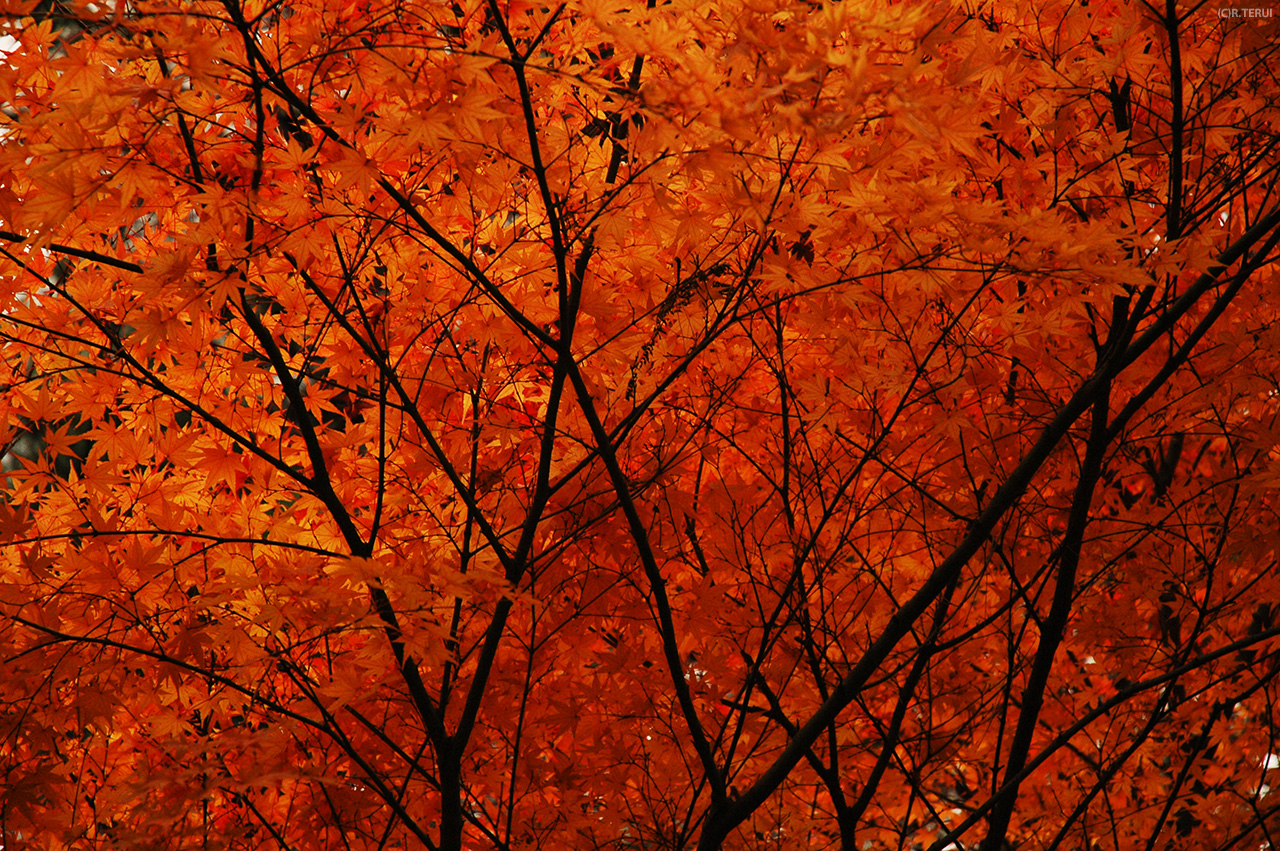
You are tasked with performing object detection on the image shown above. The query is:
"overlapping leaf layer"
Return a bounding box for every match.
[1,0,1279,848]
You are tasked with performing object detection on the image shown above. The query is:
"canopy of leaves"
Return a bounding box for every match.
[1,0,1279,849]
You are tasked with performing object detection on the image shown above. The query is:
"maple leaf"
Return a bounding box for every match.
[1,1,1279,850]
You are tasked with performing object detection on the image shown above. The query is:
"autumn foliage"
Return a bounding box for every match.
[1,0,1279,847]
